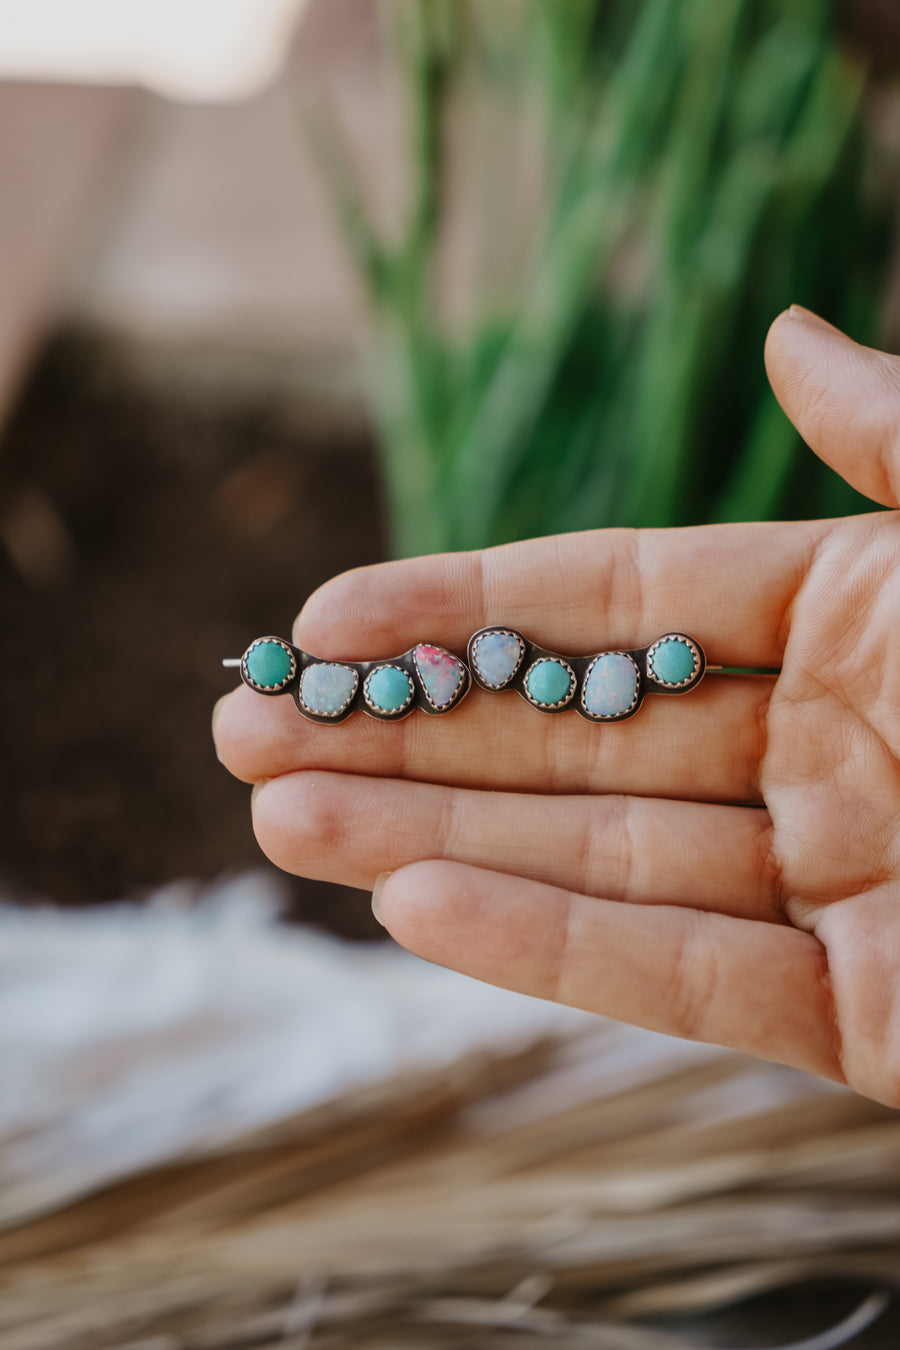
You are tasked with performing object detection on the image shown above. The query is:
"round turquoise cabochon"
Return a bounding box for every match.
[245,640,294,688]
[366,665,414,713]
[649,637,696,686]
[525,659,573,707]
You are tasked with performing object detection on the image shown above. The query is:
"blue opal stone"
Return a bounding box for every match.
[414,644,464,709]
[366,665,414,713]
[300,662,358,716]
[525,659,573,707]
[472,631,523,688]
[649,637,696,686]
[245,639,294,688]
[583,653,638,718]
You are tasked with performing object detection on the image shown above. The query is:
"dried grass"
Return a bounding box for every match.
[3,1025,899,1349]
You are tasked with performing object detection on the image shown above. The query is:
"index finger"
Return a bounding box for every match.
[293,518,833,668]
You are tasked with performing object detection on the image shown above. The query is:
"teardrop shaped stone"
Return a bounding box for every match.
[414,644,465,709]
[472,630,523,688]
[583,652,638,718]
[300,662,358,716]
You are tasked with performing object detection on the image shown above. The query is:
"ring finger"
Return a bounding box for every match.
[252,770,781,922]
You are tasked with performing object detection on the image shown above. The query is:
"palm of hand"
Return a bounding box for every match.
[764,511,900,1098]
[214,310,900,1106]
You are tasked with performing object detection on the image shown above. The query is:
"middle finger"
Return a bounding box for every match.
[215,671,771,803]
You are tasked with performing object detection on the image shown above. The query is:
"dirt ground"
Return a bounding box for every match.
[0,335,386,939]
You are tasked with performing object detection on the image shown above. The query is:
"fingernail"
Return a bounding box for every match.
[251,778,270,806]
[787,304,832,330]
[372,871,393,927]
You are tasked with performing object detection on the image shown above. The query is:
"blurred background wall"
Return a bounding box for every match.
[0,0,898,925]
[0,0,389,928]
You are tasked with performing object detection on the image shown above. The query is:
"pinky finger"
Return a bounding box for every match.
[374,862,843,1083]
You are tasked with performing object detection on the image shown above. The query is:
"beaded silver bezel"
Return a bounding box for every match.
[645,635,702,689]
[241,636,297,693]
[580,651,640,720]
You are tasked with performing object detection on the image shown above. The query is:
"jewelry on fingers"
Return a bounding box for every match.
[467,627,706,722]
[223,637,471,723]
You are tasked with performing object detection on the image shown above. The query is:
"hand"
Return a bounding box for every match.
[213,307,900,1106]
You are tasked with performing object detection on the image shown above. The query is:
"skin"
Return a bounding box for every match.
[213,307,900,1106]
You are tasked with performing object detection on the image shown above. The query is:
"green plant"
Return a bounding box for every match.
[307,0,888,557]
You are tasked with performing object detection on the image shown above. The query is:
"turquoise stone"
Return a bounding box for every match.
[649,638,696,685]
[414,644,464,709]
[300,663,358,716]
[472,631,523,688]
[525,659,573,707]
[583,653,638,718]
[366,665,414,713]
[245,640,293,688]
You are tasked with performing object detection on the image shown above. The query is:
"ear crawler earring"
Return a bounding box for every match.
[223,637,470,723]
[467,627,706,722]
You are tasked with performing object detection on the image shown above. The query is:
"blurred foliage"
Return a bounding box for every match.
[309,0,891,556]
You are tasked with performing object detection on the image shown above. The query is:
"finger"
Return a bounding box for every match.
[814,889,900,1107]
[252,771,781,922]
[293,517,828,668]
[374,861,842,1082]
[215,670,770,803]
[765,306,900,508]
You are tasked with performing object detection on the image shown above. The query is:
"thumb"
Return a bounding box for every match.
[765,306,900,509]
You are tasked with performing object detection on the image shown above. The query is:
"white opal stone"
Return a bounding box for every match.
[300,663,358,716]
[472,631,523,688]
[582,653,638,718]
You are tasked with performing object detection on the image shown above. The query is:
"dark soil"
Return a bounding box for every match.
[0,335,387,939]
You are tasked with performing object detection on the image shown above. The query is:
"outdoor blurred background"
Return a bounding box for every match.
[0,0,899,929]
[5,3,900,1347]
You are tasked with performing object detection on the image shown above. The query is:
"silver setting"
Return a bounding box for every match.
[522,657,576,710]
[470,628,526,689]
[580,651,640,720]
[241,636,297,693]
[298,662,359,718]
[362,664,415,715]
[646,635,701,689]
[412,644,466,711]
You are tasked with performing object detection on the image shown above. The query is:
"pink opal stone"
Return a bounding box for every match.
[414,644,464,709]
